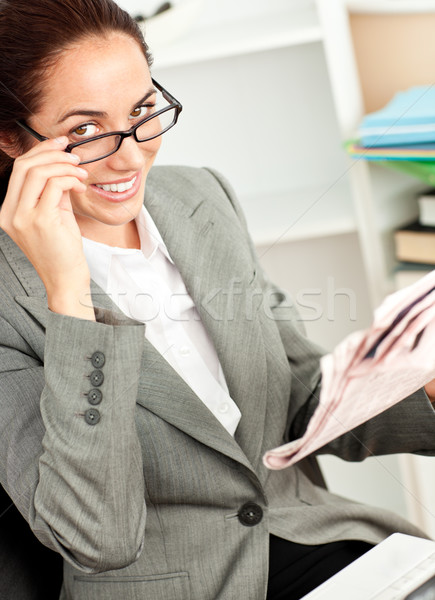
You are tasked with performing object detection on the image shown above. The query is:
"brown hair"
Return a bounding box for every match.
[0,0,152,195]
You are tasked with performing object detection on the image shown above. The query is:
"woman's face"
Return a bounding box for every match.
[27,33,161,243]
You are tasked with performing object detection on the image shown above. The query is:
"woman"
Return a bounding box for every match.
[1,1,435,599]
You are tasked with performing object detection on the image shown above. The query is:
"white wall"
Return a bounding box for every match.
[117,0,306,22]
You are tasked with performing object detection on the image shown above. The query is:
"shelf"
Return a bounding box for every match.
[240,179,356,247]
[368,163,427,232]
[148,6,322,69]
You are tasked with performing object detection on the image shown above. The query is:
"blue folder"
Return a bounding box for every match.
[359,86,435,147]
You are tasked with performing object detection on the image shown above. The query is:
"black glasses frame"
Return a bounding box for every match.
[16,78,182,165]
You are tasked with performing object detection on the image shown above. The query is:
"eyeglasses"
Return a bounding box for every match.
[16,79,182,165]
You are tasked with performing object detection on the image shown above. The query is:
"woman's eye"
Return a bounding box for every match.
[71,123,99,138]
[130,105,153,120]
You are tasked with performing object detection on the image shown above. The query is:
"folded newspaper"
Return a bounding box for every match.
[263,270,435,470]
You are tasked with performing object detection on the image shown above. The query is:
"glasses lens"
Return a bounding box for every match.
[73,135,121,163]
[67,92,179,163]
[136,107,177,142]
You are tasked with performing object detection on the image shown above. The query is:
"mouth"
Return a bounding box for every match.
[90,172,142,202]
[95,175,137,193]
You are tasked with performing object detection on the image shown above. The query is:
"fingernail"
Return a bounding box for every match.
[77,167,88,176]
[55,136,68,145]
[69,153,80,163]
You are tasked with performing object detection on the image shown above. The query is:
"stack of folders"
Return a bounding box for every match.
[346,86,435,187]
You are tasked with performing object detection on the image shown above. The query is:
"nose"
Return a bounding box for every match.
[106,134,146,171]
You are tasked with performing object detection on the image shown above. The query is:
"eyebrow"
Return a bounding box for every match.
[57,87,157,124]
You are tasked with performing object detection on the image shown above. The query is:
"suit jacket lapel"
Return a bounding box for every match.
[136,340,254,471]
[144,171,269,470]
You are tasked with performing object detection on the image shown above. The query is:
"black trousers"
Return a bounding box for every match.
[267,534,373,600]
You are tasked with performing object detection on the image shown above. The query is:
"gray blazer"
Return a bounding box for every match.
[1,165,435,600]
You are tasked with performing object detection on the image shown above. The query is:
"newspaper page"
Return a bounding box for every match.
[263,271,435,470]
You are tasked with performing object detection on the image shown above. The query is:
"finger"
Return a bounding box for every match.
[10,163,88,212]
[1,164,87,232]
[14,148,80,171]
[37,176,87,213]
[8,145,79,181]
[0,174,86,244]
[7,136,80,192]
[12,137,79,173]
[16,136,70,160]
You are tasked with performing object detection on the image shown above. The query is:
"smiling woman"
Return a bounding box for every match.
[1,2,435,600]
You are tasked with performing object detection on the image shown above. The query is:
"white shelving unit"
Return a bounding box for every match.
[239,179,355,247]
[150,1,363,278]
[148,5,323,68]
[130,0,435,340]
[316,0,431,307]
[339,0,435,540]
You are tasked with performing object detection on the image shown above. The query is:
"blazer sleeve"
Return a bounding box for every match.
[203,167,435,461]
[0,303,147,574]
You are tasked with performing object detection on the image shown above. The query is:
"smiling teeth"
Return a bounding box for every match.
[96,176,137,193]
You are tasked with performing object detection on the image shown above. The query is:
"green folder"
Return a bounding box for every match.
[381,160,435,186]
[344,140,435,186]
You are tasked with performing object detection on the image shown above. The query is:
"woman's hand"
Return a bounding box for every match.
[0,137,95,320]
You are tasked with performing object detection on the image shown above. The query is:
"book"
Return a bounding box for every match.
[418,189,435,226]
[394,221,435,264]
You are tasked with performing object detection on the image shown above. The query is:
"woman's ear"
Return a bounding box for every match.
[0,132,21,159]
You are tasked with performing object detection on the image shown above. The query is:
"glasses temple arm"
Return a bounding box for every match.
[151,78,182,110]
[16,120,48,142]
